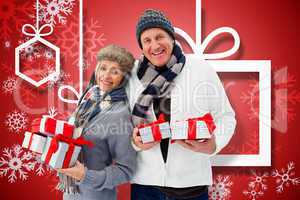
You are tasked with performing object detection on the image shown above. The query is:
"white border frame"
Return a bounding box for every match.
[207,60,271,166]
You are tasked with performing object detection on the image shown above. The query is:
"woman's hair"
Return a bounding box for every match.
[97,44,135,73]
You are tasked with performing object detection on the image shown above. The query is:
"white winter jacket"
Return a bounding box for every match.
[126,54,236,187]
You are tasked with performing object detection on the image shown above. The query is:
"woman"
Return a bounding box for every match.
[58,44,137,200]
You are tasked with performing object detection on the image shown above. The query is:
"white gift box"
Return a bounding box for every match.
[22,131,47,154]
[41,137,81,169]
[171,120,211,140]
[139,122,172,143]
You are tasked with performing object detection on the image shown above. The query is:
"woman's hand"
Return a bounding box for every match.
[175,134,216,154]
[56,161,86,181]
[132,127,159,150]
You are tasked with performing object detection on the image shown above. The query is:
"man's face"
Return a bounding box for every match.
[140,28,174,67]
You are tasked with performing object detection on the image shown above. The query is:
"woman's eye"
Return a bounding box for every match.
[99,66,106,71]
[112,69,121,75]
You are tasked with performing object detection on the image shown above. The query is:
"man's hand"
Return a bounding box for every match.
[175,134,216,154]
[56,161,85,181]
[132,127,159,150]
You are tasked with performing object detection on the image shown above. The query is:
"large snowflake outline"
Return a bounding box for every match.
[221,130,259,155]
[0,145,35,183]
[2,77,18,95]
[54,15,106,71]
[271,161,300,193]
[208,175,233,200]
[0,1,32,40]
[243,185,264,200]
[83,18,106,66]
[5,110,28,133]
[36,0,76,27]
[248,170,269,191]
[240,66,300,132]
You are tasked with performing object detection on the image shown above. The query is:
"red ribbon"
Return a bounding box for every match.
[187,113,216,139]
[27,132,34,150]
[44,134,94,168]
[138,114,165,142]
[44,117,57,135]
[62,143,75,168]
[137,114,165,128]
[62,123,74,138]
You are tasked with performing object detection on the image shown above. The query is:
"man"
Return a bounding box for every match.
[127,9,236,200]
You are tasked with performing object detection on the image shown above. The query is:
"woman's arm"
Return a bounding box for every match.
[78,110,137,191]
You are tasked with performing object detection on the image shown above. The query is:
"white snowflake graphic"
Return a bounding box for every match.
[272,161,300,193]
[37,0,76,26]
[249,170,269,191]
[47,107,58,118]
[0,145,35,183]
[209,175,233,200]
[33,153,52,176]
[19,41,41,61]
[5,110,28,133]
[243,185,264,200]
[40,66,71,88]
[44,49,54,60]
[2,77,17,94]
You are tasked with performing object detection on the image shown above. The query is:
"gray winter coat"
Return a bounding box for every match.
[63,101,136,200]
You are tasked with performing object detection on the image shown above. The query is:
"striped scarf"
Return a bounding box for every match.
[75,85,128,129]
[132,44,185,126]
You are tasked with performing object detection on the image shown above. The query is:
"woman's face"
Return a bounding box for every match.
[96,60,124,92]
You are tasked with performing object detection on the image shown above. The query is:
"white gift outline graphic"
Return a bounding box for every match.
[58,0,271,166]
[15,0,60,87]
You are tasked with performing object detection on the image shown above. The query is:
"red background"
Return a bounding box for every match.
[0,0,299,199]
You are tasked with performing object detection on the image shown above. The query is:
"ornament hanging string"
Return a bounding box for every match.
[22,0,53,38]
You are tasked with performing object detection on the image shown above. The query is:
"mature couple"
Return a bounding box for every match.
[57,9,236,200]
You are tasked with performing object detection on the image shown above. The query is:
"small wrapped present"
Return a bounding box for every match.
[138,114,171,144]
[41,135,93,169]
[22,131,47,154]
[171,113,216,140]
[32,116,74,138]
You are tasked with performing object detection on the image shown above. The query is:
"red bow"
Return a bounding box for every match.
[138,114,166,142]
[44,134,94,168]
[187,113,216,140]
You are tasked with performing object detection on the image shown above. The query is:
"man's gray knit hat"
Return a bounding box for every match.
[136,9,175,48]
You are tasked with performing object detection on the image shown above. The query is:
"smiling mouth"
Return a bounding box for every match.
[152,49,165,57]
[101,80,112,86]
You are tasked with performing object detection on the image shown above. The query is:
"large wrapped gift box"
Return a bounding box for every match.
[41,135,92,169]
